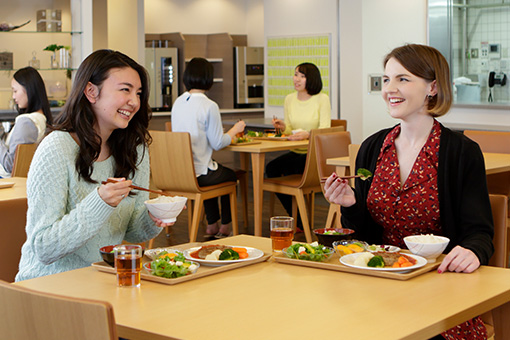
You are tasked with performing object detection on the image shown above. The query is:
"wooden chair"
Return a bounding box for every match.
[481,194,509,339]
[0,197,27,282]
[315,131,351,228]
[148,131,239,243]
[11,143,37,177]
[263,127,344,242]
[165,121,172,132]
[348,144,361,187]
[331,119,347,131]
[464,130,510,215]
[0,280,117,340]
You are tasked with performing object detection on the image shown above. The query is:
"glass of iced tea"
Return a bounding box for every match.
[114,244,143,287]
[270,216,294,252]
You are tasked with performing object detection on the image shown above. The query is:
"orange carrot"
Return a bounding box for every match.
[232,247,247,253]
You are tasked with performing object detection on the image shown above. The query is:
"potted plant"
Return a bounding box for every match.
[43,44,67,69]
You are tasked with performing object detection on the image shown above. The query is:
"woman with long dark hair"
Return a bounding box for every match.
[0,67,52,177]
[16,50,172,281]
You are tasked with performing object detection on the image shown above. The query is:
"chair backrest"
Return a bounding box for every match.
[165,121,172,132]
[331,119,347,131]
[314,131,351,178]
[0,280,117,340]
[464,130,510,154]
[149,130,201,193]
[0,197,27,282]
[348,144,360,177]
[299,126,345,188]
[488,194,508,268]
[11,143,37,177]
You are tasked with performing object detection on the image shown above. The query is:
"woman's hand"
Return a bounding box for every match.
[437,245,480,273]
[288,130,309,141]
[98,177,132,207]
[148,212,175,228]
[272,118,286,132]
[227,120,246,139]
[323,173,356,207]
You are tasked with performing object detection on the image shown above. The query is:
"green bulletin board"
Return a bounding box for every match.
[267,34,330,107]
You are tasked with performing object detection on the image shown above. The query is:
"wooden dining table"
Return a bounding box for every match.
[226,140,309,236]
[0,177,28,282]
[327,152,510,176]
[14,235,510,340]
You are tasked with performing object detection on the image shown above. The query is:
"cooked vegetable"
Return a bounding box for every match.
[367,255,385,268]
[219,249,240,260]
[357,168,372,181]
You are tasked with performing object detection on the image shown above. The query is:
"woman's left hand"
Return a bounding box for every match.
[288,130,309,140]
[148,212,175,228]
[437,245,480,273]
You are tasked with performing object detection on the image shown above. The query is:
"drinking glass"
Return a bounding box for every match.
[270,216,294,252]
[114,244,142,287]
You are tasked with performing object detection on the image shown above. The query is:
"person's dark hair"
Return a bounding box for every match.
[183,57,214,91]
[13,67,53,125]
[295,62,323,95]
[383,44,452,117]
[52,49,152,183]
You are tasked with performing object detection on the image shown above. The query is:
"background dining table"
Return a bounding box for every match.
[14,235,510,340]
[226,140,309,236]
[0,177,28,282]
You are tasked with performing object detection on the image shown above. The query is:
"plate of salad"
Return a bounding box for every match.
[144,251,200,278]
[183,245,264,266]
[282,242,334,262]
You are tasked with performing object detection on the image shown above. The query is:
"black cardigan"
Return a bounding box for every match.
[341,123,494,265]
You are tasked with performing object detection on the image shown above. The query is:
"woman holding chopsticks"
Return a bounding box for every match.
[16,50,172,281]
[266,62,331,228]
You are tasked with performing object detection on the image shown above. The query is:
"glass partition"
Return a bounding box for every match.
[428,0,510,108]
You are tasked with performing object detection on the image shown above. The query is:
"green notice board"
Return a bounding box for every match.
[267,34,330,107]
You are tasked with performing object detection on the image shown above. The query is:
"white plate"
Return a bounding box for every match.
[183,246,264,266]
[366,244,401,253]
[340,252,427,272]
[145,248,182,260]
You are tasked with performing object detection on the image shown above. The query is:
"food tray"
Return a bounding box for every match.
[230,140,262,146]
[0,182,15,189]
[92,246,271,285]
[251,136,289,141]
[273,252,444,281]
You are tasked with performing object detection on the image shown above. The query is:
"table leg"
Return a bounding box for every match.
[251,153,266,236]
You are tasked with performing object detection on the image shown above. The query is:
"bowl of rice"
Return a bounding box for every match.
[144,196,187,223]
[403,234,450,263]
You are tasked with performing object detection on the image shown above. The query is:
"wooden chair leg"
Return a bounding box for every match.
[295,193,312,243]
[147,238,154,249]
[189,198,204,242]
[292,197,298,230]
[230,190,239,236]
[235,170,249,228]
[308,192,315,230]
[325,204,341,228]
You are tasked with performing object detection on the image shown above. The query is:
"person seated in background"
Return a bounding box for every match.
[16,49,172,281]
[171,57,246,239]
[324,43,493,339]
[267,62,331,228]
[0,67,52,177]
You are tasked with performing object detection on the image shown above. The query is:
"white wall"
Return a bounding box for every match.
[144,0,264,46]
[263,0,339,120]
[107,0,144,62]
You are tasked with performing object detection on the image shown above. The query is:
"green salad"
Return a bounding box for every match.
[146,251,198,278]
[284,242,333,262]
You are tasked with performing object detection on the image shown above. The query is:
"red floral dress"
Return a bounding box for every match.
[367,120,487,340]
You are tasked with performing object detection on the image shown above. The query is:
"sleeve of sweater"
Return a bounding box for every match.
[0,117,38,173]
[318,94,332,128]
[124,145,162,243]
[206,102,231,150]
[26,134,116,265]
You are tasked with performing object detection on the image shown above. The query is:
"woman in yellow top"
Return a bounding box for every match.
[266,62,331,226]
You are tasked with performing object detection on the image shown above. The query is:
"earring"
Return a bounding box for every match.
[427,95,433,99]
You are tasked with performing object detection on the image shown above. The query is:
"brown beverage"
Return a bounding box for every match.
[115,254,142,287]
[270,228,294,251]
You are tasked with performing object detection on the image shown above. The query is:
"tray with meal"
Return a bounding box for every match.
[273,240,442,280]
[245,130,289,141]
[230,135,262,146]
[92,244,271,285]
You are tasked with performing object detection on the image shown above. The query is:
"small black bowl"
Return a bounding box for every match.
[99,245,145,267]
[313,228,355,248]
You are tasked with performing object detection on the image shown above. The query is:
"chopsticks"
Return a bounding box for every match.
[101,178,172,196]
[320,175,363,183]
[273,115,281,135]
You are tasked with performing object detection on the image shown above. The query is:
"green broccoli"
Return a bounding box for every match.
[367,255,385,268]
[357,168,373,181]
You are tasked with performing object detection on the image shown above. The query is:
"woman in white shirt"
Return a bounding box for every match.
[172,58,245,238]
[0,67,52,177]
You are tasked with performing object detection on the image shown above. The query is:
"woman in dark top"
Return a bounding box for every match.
[324,44,493,340]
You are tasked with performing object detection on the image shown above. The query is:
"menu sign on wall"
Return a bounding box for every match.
[266,34,330,107]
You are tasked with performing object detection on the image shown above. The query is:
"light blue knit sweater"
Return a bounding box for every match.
[16,131,162,281]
